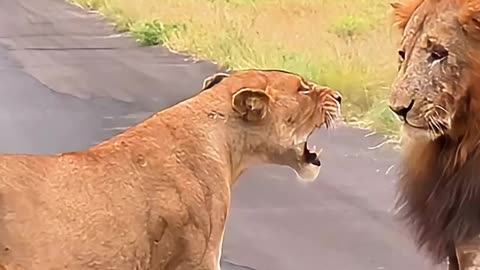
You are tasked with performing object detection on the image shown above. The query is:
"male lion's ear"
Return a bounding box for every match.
[201,72,230,91]
[232,88,271,122]
[460,1,480,39]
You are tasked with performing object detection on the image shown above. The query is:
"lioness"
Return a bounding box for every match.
[0,69,341,270]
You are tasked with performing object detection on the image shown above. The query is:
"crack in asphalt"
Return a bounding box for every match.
[222,258,257,270]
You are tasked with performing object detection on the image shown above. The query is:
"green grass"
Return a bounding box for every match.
[71,0,402,136]
[330,15,373,40]
[130,20,186,46]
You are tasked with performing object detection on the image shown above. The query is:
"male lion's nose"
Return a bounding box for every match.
[389,100,414,120]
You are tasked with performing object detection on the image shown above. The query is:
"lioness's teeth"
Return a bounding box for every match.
[311,144,322,155]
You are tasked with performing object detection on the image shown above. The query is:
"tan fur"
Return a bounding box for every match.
[0,69,341,270]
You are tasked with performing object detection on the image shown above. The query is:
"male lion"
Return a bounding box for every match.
[0,69,341,270]
[389,0,480,269]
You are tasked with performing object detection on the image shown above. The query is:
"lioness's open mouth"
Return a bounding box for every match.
[295,126,324,166]
[303,142,321,166]
[292,129,324,182]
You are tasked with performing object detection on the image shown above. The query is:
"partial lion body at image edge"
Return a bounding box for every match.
[389,0,480,269]
[0,69,341,270]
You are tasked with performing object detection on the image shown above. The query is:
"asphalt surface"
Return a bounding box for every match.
[0,0,444,269]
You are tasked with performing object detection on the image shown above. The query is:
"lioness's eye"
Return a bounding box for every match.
[298,81,311,94]
[298,86,312,94]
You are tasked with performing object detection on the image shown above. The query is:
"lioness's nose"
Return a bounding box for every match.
[389,100,414,119]
[333,92,342,104]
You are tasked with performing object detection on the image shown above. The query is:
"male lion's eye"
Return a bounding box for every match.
[398,50,406,61]
[397,50,405,71]
[430,44,448,61]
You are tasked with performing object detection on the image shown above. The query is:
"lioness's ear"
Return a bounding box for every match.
[201,72,230,91]
[232,88,271,122]
[460,1,480,39]
[390,0,423,30]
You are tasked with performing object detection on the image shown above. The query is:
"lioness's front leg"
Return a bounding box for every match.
[214,227,225,270]
[455,236,480,270]
[193,227,224,270]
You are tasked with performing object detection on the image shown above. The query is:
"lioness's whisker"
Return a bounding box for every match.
[325,111,336,128]
[326,95,341,107]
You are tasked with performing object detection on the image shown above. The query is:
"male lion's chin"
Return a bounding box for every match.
[293,163,321,182]
[402,124,440,142]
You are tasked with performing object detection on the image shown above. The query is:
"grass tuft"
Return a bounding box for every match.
[130,20,186,46]
[330,15,372,40]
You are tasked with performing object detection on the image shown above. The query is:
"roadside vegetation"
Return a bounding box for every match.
[71,0,401,136]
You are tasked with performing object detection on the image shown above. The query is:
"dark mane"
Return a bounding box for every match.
[396,136,480,263]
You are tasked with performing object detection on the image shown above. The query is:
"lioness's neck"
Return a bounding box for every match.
[97,88,246,187]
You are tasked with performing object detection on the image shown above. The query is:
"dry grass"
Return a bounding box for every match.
[72,0,402,135]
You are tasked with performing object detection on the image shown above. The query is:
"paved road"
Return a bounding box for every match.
[0,0,443,269]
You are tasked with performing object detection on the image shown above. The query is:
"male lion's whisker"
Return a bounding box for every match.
[428,116,445,136]
[434,105,448,114]
[426,120,439,140]
[432,109,441,120]
[428,117,441,132]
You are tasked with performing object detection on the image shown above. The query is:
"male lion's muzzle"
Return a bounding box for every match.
[389,83,454,139]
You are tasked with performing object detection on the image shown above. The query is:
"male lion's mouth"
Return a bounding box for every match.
[402,123,440,141]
